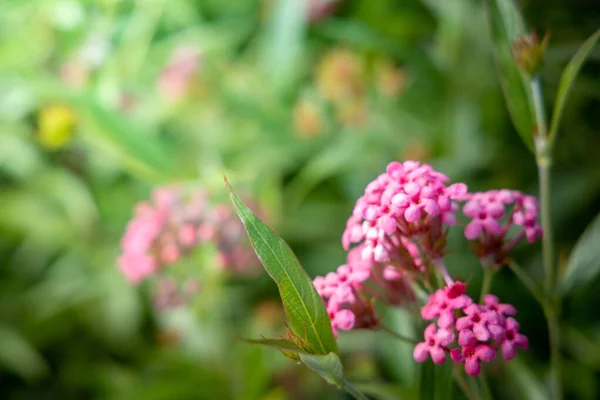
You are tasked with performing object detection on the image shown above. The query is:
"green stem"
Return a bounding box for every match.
[544,303,562,400]
[377,326,419,344]
[531,76,561,400]
[480,268,494,303]
[538,160,554,294]
[452,367,479,400]
[531,76,548,138]
[507,261,545,306]
[343,380,370,400]
[478,369,494,400]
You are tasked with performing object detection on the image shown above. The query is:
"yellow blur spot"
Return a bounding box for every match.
[38,104,76,150]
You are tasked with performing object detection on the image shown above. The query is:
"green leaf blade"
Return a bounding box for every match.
[239,337,312,355]
[227,180,338,356]
[299,353,345,388]
[560,212,600,293]
[486,0,536,152]
[549,29,600,143]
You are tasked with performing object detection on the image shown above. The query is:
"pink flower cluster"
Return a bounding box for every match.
[462,190,542,266]
[118,185,258,285]
[414,282,528,376]
[157,47,202,101]
[342,161,467,263]
[313,245,417,337]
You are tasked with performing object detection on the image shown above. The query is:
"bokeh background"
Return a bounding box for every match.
[1,0,599,399]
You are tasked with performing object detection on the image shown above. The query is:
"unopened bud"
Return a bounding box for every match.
[511,30,550,75]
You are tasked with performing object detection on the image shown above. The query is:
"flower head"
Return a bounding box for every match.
[461,190,542,267]
[414,283,528,376]
[343,161,467,264]
[118,185,259,285]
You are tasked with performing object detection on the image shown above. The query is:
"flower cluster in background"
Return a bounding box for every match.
[293,49,408,138]
[314,160,540,371]
[118,185,260,287]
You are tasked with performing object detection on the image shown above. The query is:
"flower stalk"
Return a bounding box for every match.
[531,75,562,400]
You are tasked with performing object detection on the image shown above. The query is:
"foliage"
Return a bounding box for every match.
[0,0,599,399]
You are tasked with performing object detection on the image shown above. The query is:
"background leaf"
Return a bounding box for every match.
[486,0,535,152]
[227,180,338,355]
[0,325,48,382]
[560,212,600,293]
[548,30,600,143]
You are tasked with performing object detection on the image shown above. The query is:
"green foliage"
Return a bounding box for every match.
[549,30,600,144]
[227,180,338,356]
[560,212,600,293]
[0,0,599,398]
[485,0,535,152]
[299,352,345,387]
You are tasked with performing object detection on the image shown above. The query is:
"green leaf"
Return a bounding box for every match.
[560,212,600,293]
[77,97,174,179]
[506,358,547,400]
[226,179,338,356]
[434,361,453,400]
[486,0,535,152]
[0,325,48,381]
[299,353,344,388]
[239,337,312,355]
[548,30,600,143]
[261,0,307,92]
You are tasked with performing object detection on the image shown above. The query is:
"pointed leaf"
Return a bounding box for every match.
[549,30,600,143]
[560,212,600,293]
[486,0,535,152]
[299,353,345,388]
[227,180,338,355]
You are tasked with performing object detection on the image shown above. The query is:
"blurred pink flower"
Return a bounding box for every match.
[157,47,202,101]
[118,185,260,286]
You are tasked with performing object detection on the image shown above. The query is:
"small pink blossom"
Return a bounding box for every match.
[461,190,542,266]
[499,317,529,360]
[421,282,472,328]
[414,324,455,364]
[414,283,528,376]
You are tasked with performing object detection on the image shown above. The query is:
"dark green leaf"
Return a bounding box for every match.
[227,180,338,356]
[486,0,535,152]
[560,212,600,293]
[299,353,344,388]
[548,30,600,143]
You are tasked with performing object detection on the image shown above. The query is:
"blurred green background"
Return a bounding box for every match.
[1,0,599,398]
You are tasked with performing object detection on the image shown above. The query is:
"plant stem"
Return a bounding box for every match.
[531,76,548,139]
[377,326,419,344]
[544,303,562,400]
[531,76,553,294]
[480,268,494,303]
[478,369,494,400]
[507,261,545,306]
[538,161,554,293]
[343,380,370,400]
[531,76,562,400]
[452,367,479,400]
